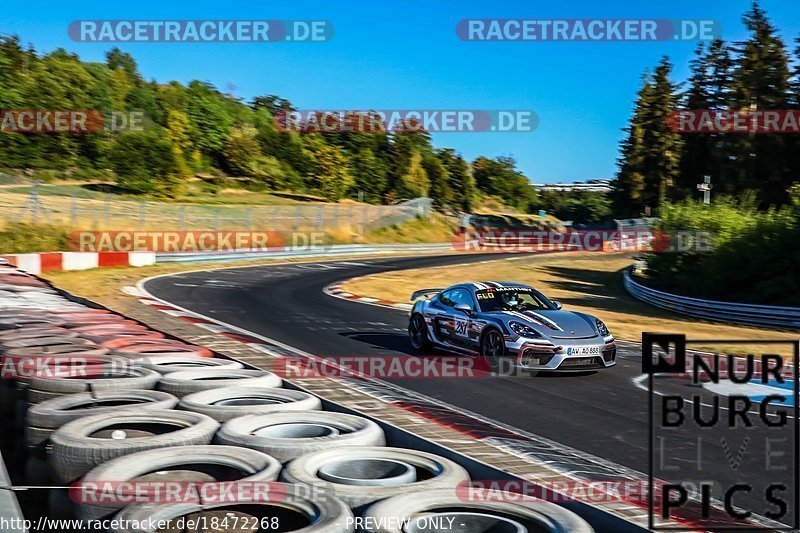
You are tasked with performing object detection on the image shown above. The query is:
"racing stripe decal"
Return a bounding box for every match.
[507,311,532,322]
[505,310,563,331]
[473,282,488,290]
[484,281,502,288]
[526,311,564,331]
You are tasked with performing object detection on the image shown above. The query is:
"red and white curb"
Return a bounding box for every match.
[325,279,413,311]
[2,252,155,275]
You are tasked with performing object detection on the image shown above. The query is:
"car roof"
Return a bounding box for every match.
[447,281,535,291]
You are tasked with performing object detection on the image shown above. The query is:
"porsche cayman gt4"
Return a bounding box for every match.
[408,281,616,372]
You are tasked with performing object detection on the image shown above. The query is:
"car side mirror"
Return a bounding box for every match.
[552,300,563,310]
[454,303,473,315]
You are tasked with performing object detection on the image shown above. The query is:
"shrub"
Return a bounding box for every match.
[644,196,800,306]
[0,222,69,253]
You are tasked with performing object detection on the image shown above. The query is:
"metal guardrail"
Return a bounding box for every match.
[155,242,454,263]
[623,269,800,329]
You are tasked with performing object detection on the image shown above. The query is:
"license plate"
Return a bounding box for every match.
[567,346,600,356]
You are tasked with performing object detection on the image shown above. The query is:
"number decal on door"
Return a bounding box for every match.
[454,317,469,337]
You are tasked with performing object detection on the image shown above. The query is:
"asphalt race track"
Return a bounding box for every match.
[145,253,794,525]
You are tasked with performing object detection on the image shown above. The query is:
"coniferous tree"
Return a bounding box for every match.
[728,1,791,205]
[613,58,682,216]
[678,40,733,200]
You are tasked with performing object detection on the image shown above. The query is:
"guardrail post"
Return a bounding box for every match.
[348,205,353,234]
[70,193,77,225]
[103,196,110,228]
[139,200,147,228]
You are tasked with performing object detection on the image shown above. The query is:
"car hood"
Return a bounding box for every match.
[490,310,598,339]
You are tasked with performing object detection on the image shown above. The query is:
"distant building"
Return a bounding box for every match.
[532,179,614,193]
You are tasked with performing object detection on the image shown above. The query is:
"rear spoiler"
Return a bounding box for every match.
[410,288,443,301]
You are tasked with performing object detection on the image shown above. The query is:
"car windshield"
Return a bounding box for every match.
[476,289,555,312]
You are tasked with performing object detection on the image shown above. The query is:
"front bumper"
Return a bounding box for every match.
[505,335,617,371]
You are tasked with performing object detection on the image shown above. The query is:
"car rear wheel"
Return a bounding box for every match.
[481,329,507,373]
[408,314,431,351]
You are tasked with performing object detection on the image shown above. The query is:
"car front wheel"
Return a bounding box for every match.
[481,329,507,373]
[408,314,431,351]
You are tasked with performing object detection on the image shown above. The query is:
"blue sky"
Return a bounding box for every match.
[2,0,799,183]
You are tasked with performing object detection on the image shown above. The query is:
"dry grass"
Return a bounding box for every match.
[342,252,799,356]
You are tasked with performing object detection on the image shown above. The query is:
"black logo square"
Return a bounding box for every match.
[643,333,686,373]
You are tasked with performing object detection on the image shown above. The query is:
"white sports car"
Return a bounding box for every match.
[408,281,616,372]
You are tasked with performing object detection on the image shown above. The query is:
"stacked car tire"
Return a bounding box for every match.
[0,264,594,532]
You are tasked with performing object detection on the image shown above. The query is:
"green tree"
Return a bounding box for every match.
[165,110,195,176]
[613,58,683,216]
[106,48,141,84]
[349,149,388,203]
[109,130,180,196]
[251,95,295,115]
[472,156,537,211]
[727,1,792,205]
[388,130,433,196]
[438,149,474,211]
[423,154,451,209]
[305,139,353,200]
[186,81,233,160]
[677,40,732,201]
[399,152,430,198]
[223,127,261,176]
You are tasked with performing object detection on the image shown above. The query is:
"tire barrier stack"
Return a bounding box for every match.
[0,263,595,533]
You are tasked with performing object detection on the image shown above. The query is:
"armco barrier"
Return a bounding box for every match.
[0,252,156,274]
[0,244,453,273]
[154,243,454,263]
[623,268,800,329]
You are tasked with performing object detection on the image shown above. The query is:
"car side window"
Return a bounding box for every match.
[438,290,455,307]
[449,289,473,308]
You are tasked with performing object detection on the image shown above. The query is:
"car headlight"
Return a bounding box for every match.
[596,319,609,336]
[508,321,541,338]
